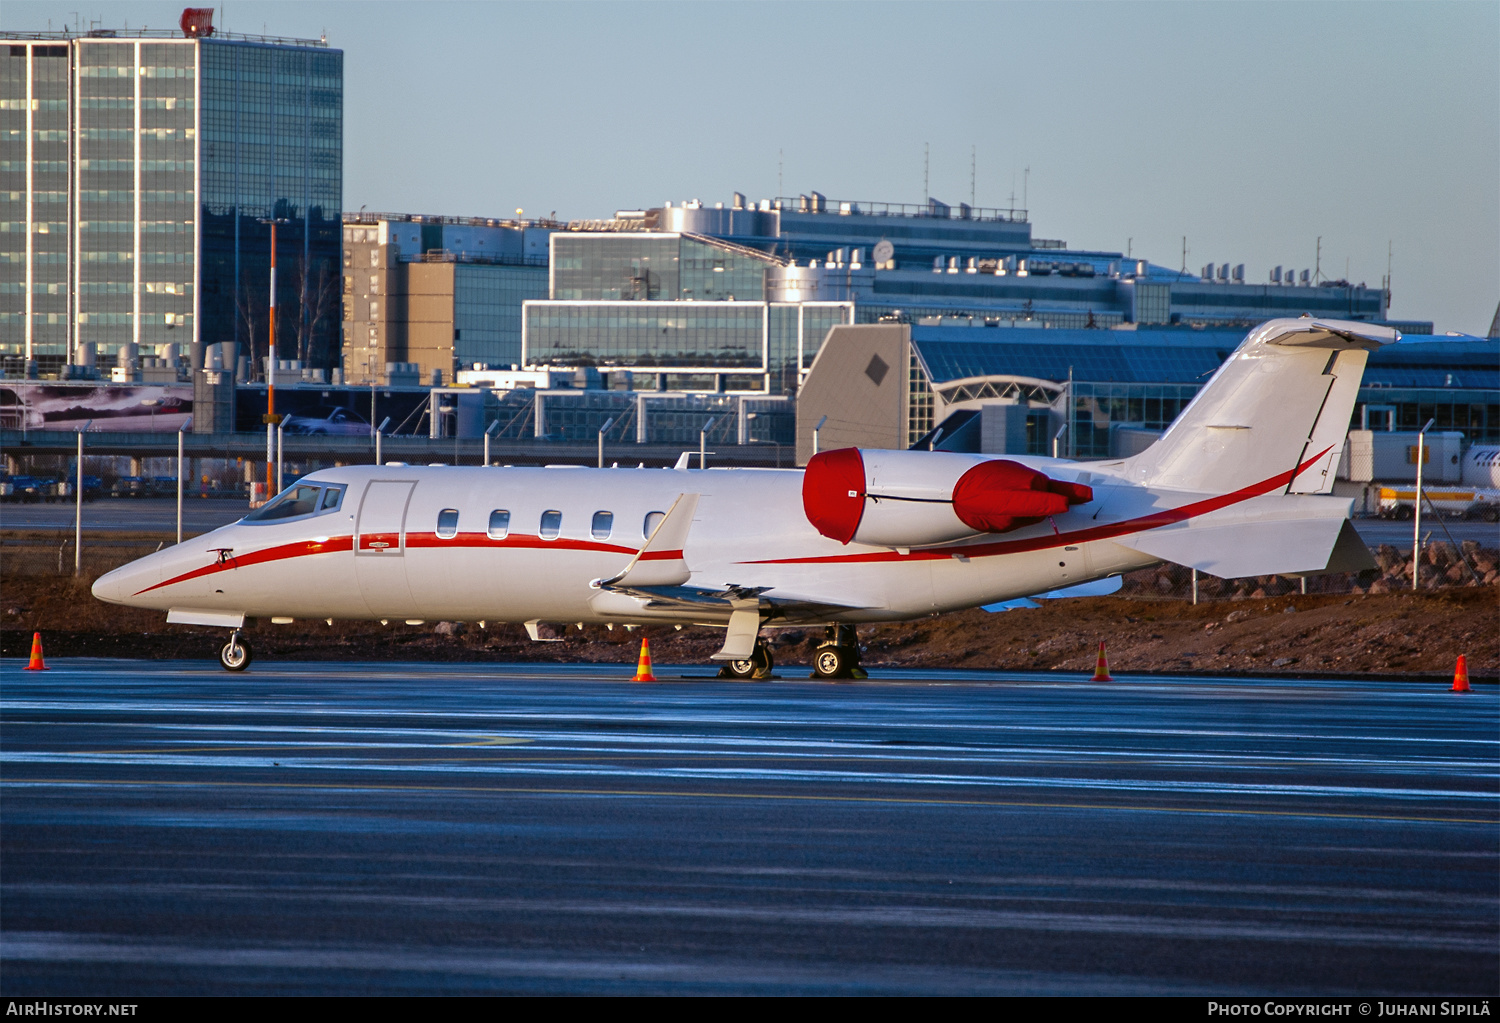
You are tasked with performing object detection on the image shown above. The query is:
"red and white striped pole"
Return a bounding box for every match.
[265,219,277,494]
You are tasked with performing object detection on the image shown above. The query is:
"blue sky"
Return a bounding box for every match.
[7,0,1498,333]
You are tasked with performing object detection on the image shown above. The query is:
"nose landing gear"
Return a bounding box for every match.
[812,624,867,680]
[219,631,252,671]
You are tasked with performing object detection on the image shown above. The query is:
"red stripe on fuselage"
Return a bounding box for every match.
[740,447,1333,566]
[134,531,643,596]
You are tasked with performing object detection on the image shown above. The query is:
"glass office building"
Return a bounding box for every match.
[527,232,851,393]
[0,25,341,377]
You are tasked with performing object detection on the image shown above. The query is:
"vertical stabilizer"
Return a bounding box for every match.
[1125,319,1397,494]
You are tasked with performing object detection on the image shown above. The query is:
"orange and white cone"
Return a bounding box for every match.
[632,637,656,682]
[1452,654,1470,692]
[23,631,48,671]
[1090,640,1113,682]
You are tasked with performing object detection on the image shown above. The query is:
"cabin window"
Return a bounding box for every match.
[642,510,666,539]
[320,485,345,511]
[591,511,613,540]
[436,508,459,539]
[539,509,562,539]
[487,509,510,539]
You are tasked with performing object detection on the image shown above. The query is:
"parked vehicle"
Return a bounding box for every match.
[1378,486,1500,522]
[279,405,371,436]
[110,476,148,498]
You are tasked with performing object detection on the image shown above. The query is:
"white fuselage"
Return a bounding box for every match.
[93,458,1186,627]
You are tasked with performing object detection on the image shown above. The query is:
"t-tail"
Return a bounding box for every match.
[1110,317,1398,579]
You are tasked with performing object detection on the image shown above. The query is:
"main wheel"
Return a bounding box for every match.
[219,634,252,671]
[725,642,774,680]
[813,644,852,679]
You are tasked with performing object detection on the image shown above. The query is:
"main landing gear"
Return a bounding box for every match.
[219,630,252,671]
[812,625,867,681]
[720,639,775,680]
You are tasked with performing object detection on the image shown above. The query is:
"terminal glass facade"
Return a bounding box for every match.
[453,263,548,368]
[524,299,852,390]
[0,32,341,377]
[200,39,343,370]
[551,233,770,302]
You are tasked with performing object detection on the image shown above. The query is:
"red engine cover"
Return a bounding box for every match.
[951,460,1093,534]
[802,448,866,544]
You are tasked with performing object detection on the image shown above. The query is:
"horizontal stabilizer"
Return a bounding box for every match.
[1317,519,1378,575]
[1118,511,1360,579]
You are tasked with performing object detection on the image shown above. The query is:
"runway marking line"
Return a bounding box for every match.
[3,777,1494,826]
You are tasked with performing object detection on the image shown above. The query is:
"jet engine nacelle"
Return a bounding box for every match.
[802,448,1093,548]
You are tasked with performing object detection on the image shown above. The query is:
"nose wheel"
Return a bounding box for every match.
[219,631,252,672]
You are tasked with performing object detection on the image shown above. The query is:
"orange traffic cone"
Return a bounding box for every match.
[632,637,656,682]
[23,631,48,671]
[1090,640,1113,682]
[1451,654,1470,692]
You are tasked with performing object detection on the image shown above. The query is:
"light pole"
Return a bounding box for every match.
[813,414,827,455]
[375,416,390,466]
[177,417,191,545]
[1412,417,1435,591]
[276,419,285,494]
[438,404,456,464]
[74,422,88,576]
[597,417,615,468]
[700,416,719,470]
[484,420,499,467]
[139,397,161,431]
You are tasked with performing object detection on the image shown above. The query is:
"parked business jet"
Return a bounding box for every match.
[93,318,1388,676]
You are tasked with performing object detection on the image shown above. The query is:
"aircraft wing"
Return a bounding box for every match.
[603,582,874,623]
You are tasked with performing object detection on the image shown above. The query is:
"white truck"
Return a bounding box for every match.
[1377,445,1500,521]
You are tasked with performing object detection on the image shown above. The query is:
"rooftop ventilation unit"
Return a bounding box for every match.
[1271,265,1282,283]
[1300,269,1311,284]
[1232,264,1245,282]
[1201,263,1215,279]
[732,192,745,209]
[1217,264,1230,281]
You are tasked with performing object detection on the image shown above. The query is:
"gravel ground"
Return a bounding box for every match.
[4,565,1494,679]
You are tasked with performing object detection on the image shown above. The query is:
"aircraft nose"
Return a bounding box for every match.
[91,558,160,606]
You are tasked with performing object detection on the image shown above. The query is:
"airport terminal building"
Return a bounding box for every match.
[520,194,1421,399]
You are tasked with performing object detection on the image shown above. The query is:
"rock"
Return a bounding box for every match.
[1225,610,1252,623]
[1272,657,1297,667]
[1283,605,1297,614]
[433,621,465,637]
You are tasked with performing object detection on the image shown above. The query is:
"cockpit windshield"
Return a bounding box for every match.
[244,482,345,523]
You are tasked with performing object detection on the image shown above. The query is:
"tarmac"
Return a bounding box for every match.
[2,660,1495,995]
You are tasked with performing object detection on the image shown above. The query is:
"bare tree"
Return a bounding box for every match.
[292,256,341,370]
[233,268,265,381]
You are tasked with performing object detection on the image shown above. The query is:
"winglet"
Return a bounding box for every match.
[597,492,700,589]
